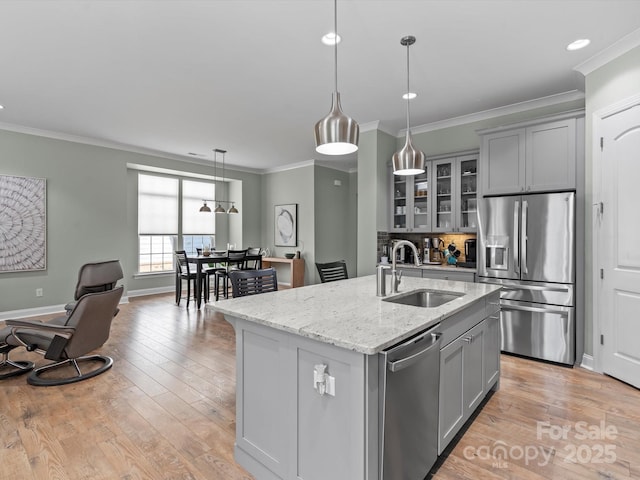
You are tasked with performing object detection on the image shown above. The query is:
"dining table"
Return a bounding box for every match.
[186,252,263,309]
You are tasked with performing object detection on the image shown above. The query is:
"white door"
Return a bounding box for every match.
[600,103,640,388]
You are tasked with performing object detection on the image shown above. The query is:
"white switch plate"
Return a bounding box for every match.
[326,375,335,396]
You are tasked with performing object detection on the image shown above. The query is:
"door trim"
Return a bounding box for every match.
[592,92,640,374]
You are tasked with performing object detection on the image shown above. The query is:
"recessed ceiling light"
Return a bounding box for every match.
[402,92,417,100]
[566,39,590,51]
[187,152,206,157]
[321,32,341,46]
[0,105,4,109]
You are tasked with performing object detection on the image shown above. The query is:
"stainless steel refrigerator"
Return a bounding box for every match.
[477,192,575,365]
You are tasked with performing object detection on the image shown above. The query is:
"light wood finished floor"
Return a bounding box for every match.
[2,293,640,480]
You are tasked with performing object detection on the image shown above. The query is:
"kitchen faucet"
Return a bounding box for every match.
[391,240,421,293]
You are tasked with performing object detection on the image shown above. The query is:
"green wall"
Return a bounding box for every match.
[261,165,316,286]
[356,129,396,276]
[314,165,356,282]
[583,45,640,357]
[0,130,262,315]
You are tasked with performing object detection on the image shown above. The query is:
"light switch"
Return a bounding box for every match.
[326,375,335,396]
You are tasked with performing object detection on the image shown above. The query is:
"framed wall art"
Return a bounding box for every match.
[274,203,297,247]
[0,174,47,272]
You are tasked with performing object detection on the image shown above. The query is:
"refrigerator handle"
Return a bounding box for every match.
[513,200,520,274]
[522,200,528,275]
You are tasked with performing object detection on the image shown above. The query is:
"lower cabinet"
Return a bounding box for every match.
[422,269,475,283]
[438,298,500,454]
[397,266,476,282]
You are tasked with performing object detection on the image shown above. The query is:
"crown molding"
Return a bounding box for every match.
[360,120,395,137]
[399,90,585,137]
[574,27,640,76]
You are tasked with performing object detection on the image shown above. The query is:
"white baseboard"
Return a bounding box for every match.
[580,354,594,371]
[0,296,130,321]
[127,286,174,298]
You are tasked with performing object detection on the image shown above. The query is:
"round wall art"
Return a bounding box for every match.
[0,175,47,272]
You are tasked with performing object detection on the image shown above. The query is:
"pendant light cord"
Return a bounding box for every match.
[213,149,217,204]
[405,41,411,135]
[334,0,338,93]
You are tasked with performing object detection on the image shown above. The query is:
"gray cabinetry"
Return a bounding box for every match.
[432,153,478,233]
[389,151,478,233]
[438,294,500,454]
[421,268,475,283]
[233,319,370,480]
[390,165,432,233]
[397,266,423,278]
[397,267,475,282]
[480,113,580,196]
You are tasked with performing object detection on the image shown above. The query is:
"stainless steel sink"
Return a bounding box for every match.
[383,289,464,308]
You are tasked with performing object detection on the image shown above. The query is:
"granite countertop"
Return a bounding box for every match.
[213,276,499,355]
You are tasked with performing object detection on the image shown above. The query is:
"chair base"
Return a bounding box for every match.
[27,355,114,387]
[0,357,35,380]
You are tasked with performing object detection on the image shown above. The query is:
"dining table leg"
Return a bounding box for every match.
[196,266,203,309]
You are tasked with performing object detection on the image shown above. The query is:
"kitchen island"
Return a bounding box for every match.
[215,275,501,480]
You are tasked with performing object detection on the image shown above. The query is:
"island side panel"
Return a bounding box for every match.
[234,320,291,479]
[230,316,378,480]
[293,342,367,480]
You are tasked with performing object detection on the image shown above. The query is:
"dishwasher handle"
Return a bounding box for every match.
[387,332,442,373]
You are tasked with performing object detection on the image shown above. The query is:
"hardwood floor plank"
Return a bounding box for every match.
[3,293,640,480]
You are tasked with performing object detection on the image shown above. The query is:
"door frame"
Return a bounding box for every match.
[592,92,640,373]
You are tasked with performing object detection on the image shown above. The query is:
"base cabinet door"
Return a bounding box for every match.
[483,314,501,389]
[438,317,498,454]
[462,321,485,414]
[438,336,465,453]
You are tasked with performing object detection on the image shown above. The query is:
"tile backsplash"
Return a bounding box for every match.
[378,231,476,264]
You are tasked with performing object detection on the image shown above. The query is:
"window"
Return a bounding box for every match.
[137,174,216,273]
[182,180,215,256]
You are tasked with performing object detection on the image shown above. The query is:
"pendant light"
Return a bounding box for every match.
[314,0,359,155]
[392,35,425,176]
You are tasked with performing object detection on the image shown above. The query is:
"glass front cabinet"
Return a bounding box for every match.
[390,152,478,234]
[390,164,432,233]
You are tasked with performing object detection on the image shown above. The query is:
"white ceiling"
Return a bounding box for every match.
[1,0,639,172]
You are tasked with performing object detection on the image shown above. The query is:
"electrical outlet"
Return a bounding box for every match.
[36,288,43,297]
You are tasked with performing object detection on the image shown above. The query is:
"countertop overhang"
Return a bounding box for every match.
[214,276,500,355]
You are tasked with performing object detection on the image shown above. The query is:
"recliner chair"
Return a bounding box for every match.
[0,259,124,382]
[64,259,124,313]
[1,286,124,386]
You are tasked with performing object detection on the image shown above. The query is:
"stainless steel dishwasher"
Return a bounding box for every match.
[379,324,442,480]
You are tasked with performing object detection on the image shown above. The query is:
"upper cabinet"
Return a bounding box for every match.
[390,151,478,234]
[480,114,580,196]
[433,154,478,233]
[390,164,432,233]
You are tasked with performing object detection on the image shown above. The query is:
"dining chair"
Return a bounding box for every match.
[229,268,278,298]
[214,249,248,301]
[316,260,349,283]
[244,247,263,269]
[175,250,200,307]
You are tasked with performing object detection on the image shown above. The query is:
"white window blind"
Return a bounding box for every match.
[182,180,216,235]
[138,174,178,234]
